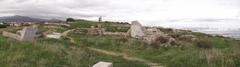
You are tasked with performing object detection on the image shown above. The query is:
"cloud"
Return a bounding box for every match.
[0,0,239,23]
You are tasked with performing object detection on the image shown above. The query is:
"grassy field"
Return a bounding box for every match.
[0,36,148,67]
[0,20,240,67]
[0,25,148,67]
[69,32,240,67]
[67,20,240,67]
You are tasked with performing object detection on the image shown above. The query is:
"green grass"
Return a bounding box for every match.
[69,20,130,32]
[0,35,148,67]
[69,29,240,67]
[1,20,240,67]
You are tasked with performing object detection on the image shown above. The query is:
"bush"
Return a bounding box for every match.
[150,36,170,47]
[158,28,173,33]
[179,35,196,42]
[119,37,129,42]
[195,39,213,49]
[155,36,169,44]
[66,18,75,22]
[168,33,180,38]
[0,25,8,28]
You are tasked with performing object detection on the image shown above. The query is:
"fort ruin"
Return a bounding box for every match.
[2,26,38,41]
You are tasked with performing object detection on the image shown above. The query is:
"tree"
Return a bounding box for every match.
[66,18,75,22]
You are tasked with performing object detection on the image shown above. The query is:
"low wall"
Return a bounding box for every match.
[103,32,129,36]
[2,31,21,40]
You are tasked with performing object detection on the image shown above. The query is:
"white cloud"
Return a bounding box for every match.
[0,0,239,24]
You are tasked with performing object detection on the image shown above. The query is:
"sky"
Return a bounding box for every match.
[0,0,240,26]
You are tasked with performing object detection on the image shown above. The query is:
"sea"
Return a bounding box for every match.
[154,19,240,39]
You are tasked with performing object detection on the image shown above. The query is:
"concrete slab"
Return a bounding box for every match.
[92,61,113,67]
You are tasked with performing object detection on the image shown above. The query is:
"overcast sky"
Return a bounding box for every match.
[0,0,240,25]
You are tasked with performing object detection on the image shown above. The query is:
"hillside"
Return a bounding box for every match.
[0,15,46,23]
[0,19,240,67]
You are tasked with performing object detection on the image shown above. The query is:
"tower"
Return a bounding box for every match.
[98,16,102,22]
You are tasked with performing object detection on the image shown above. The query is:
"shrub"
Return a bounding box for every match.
[179,35,196,42]
[66,18,75,22]
[155,36,169,44]
[119,37,128,42]
[168,33,180,38]
[158,28,173,33]
[0,25,8,28]
[74,29,88,35]
[150,36,170,47]
[195,39,213,49]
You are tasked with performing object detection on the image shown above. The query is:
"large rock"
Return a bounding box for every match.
[130,21,146,39]
[20,27,38,41]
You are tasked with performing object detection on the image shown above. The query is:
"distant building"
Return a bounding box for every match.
[99,16,102,22]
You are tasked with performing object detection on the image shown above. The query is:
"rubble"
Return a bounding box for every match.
[45,32,62,39]
[2,26,38,41]
[179,35,197,42]
[129,21,176,46]
[85,24,129,36]
[87,25,105,35]
[92,61,113,67]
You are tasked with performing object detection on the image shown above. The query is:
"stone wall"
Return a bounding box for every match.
[2,31,21,40]
[103,32,129,36]
[20,27,38,41]
[2,26,38,41]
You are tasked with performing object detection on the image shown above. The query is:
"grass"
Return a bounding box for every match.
[69,28,240,67]
[0,34,148,67]
[1,20,240,67]
[69,20,130,32]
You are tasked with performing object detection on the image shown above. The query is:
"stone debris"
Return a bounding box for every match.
[85,24,130,36]
[92,61,113,67]
[87,25,105,35]
[20,27,38,41]
[2,31,20,40]
[2,26,38,41]
[45,32,61,39]
[129,21,176,46]
[179,35,197,42]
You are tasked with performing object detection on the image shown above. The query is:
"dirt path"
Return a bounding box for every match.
[88,47,163,67]
[62,29,73,36]
[62,29,76,43]
[63,29,163,67]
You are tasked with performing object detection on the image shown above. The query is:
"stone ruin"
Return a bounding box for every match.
[87,25,105,35]
[43,31,62,39]
[130,21,146,39]
[2,26,38,41]
[92,61,113,67]
[129,21,176,46]
[85,24,129,36]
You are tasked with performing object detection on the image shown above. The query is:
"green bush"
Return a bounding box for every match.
[0,25,8,28]
[195,39,213,49]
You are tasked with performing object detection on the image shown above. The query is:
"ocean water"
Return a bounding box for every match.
[156,20,240,39]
